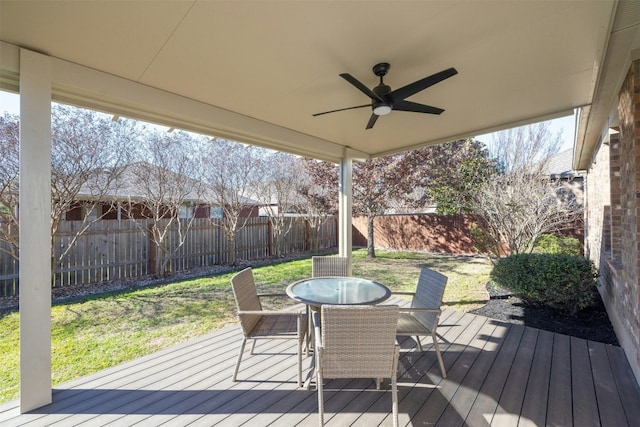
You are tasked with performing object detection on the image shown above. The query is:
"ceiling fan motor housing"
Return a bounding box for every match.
[372,84,392,114]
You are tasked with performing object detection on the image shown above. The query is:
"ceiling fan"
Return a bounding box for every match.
[313,62,458,129]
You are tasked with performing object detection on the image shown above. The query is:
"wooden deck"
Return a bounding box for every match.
[1,299,639,426]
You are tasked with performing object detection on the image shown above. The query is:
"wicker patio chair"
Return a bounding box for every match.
[394,267,448,378]
[231,267,309,387]
[314,304,400,427]
[311,256,350,277]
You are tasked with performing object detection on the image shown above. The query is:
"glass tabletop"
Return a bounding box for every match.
[286,276,391,306]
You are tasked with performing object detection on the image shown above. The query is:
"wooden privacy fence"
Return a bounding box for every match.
[0,216,337,297]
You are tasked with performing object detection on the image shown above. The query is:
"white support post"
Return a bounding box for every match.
[19,49,52,412]
[338,151,353,275]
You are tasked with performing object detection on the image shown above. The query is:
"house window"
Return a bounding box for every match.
[65,204,97,221]
[86,206,98,222]
[210,207,223,218]
[178,205,192,219]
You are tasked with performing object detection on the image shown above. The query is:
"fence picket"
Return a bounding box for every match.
[0,216,337,297]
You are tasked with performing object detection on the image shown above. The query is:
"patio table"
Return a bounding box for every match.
[286,276,391,308]
[286,276,392,388]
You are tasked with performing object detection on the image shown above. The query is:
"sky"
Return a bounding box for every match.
[1,90,575,152]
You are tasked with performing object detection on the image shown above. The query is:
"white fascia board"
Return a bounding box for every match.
[0,41,20,93]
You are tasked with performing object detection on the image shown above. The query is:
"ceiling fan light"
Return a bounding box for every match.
[373,105,392,116]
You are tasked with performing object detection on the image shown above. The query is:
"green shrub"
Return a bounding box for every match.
[533,234,581,255]
[490,253,598,315]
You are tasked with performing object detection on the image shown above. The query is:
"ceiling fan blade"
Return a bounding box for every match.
[393,100,444,115]
[366,113,379,129]
[389,67,458,101]
[340,73,384,102]
[312,104,371,117]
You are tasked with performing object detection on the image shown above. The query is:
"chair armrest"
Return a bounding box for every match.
[238,309,306,316]
[257,292,288,298]
[391,291,415,296]
[398,307,441,314]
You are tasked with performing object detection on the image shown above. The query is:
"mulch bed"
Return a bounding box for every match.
[470,282,619,345]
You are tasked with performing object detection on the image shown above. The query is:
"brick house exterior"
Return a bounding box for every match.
[62,162,260,222]
[585,59,640,384]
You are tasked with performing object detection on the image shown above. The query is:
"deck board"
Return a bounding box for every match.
[588,340,627,427]
[606,344,640,424]
[492,326,539,426]
[571,336,601,427]
[546,333,573,427]
[1,305,639,427]
[518,329,554,427]
[435,319,502,427]
[464,322,526,427]
[409,312,490,425]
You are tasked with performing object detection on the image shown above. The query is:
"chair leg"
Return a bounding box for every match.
[391,346,399,427]
[306,305,311,354]
[250,339,257,355]
[391,374,399,427]
[297,336,303,387]
[415,335,423,351]
[317,358,324,426]
[233,337,248,382]
[432,332,447,378]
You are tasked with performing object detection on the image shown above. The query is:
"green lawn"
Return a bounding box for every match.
[0,249,491,403]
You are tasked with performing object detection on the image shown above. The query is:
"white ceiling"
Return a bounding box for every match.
[1,1,639,167]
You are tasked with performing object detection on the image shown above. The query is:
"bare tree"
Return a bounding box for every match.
[123,130,208,276]
[254,152,303,257]
[296,158,338,251]
[0,113,19,260]
[470,122,581,258]
[471,172,582,257]
[204,139,263,264]
[489,122,562,174]
[50,105,136,269]
[0,106,135,270]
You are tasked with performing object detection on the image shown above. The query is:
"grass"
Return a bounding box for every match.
[0,249,492,404]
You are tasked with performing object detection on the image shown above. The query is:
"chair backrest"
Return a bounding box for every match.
[231,268,262,335]
[320,305,399,379]
[312,256,350,277]
[411,267,448,330]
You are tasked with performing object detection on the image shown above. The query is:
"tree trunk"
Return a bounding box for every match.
[229,237,237,265]
[367,215,376,258]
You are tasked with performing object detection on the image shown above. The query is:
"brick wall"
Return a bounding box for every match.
[586,59,640,383]
[354,213,583,256]
[353,214,481,254]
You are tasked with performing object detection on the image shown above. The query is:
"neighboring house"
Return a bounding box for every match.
[543,149,582,180]
[542,149,585,244]
[244,186,300,217]
[542,148,585,204]
[64,162,260,221]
